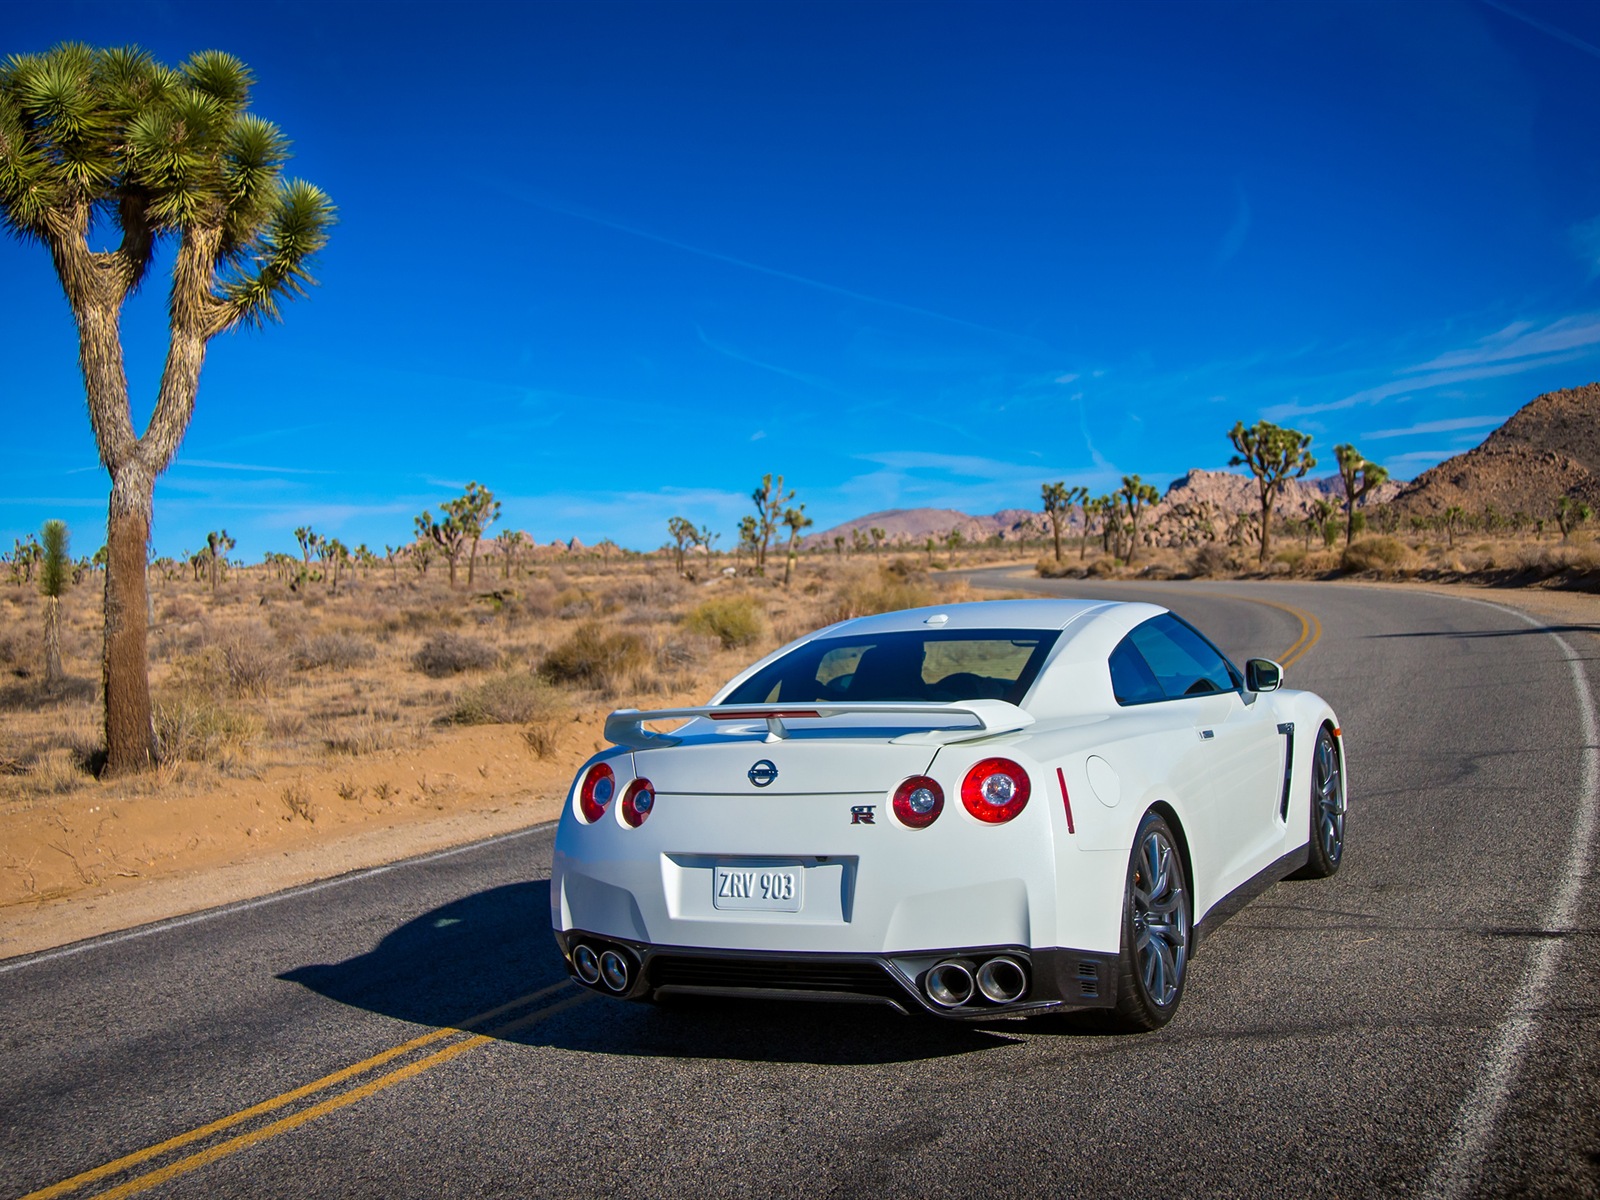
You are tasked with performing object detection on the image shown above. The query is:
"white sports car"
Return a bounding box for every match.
[550,598,1345,1029]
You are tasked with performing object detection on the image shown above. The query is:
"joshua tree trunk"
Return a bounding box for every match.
[43,596,63,688]
[104,466,157,768]
[1257,493,1274,563]
[467,536,479,586]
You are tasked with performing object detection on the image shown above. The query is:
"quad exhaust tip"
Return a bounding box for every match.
[925,960,976,1008]
[572,943,601,986]
[976,956,1028,1004]
[599,948,632,993]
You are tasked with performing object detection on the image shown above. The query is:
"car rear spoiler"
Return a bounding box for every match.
[603,700,1035,749]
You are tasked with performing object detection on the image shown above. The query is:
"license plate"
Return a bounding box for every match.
[713,863,804,912]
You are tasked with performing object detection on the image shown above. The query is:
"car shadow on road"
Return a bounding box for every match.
[279,881,1020,1066]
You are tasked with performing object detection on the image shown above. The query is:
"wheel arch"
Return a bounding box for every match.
[1145,798,1195,937]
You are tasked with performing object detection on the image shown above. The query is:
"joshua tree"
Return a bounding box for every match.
[1306,499,1335,550]
[1,45,333,771]
[869,527,886,558]
[324,538,349,593]
[1442,505,1466,548]
[411,540,433,575]
[203,529,234,594]
[294,526,316,568]
[667,516,696,577]
[750,474,793,575]
[40,520,70,688]
[782,504,813,586]
[1042,482,1070,562]
[416,508,467,586]
[698,525,720,573]
[945,528,964,563]
[384,544,403,582]
[736,515,758,574]
[1555,496,1593,542]
[852,527,870,555]
[1228,420,1315,564]
[1117,475,1159,565]
[448,481,499,586]
[492,529,520,580]
[1334,444,1389,548]
[832,534,845,557]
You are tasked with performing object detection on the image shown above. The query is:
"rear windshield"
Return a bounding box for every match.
[723,629,1060,706]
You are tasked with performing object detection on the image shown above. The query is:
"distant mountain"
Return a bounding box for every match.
[1389,383,1600,517]
[806,468,1407,552]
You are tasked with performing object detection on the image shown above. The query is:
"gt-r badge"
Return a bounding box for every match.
[748,760,778,788]
[851,805,875,825]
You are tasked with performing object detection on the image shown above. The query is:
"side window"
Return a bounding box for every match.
[1126,615,1237,700]
[1109,637,1165,705]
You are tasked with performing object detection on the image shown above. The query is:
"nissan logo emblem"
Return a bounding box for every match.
[748,760,778,788]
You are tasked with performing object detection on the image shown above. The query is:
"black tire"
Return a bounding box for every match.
[1292,725,1345,880]
[1110,810,1191,1032]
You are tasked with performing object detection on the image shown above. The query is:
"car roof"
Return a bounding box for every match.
[823,597,1145,635]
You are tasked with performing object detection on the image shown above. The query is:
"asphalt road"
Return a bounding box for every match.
[2,577,1597,1199]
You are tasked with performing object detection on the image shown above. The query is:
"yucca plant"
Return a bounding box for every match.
[0,43,334,771]
[40,520,69,688]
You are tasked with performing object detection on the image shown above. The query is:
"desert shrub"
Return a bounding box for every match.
[451,671,567,725]
[819,570,936,625]
[153,688,260,763]
[1341,537,1407,573]
[684,595,766,648]
[658,633,718,668]
[321,706,405,755]
[1086,557,1120,578]
[0,630,24,669]
[412,632,499,677]
[27,747,89,795]
[555,587,600,619]
[296,632,373,671]
[1272,547,1306,572]
[542,622,651,689]
[1188,545,1232,577]
[610,576,685,609]
[216,625,286,697]
[520,722,560,759]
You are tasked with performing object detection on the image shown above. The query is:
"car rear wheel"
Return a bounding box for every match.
[1294,725,1344,879]
[1111,811,1190,1031]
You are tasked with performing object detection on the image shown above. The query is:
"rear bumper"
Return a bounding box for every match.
[553,929,1119,1019]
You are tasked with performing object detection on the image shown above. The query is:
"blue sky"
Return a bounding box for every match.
[6,0,1600,558]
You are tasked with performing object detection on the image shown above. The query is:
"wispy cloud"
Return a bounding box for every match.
[172,459,328,475]
[1216,186,1251,265]
[515,191,1039,346]
[1361,415,1508,439]
[696,326,873,403]
[1478,0,1600,62]
[1378,448,1467,468]
[1403,314,1600,372]
[1262,315,1600,421]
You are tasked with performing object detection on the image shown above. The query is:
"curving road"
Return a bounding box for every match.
[1,578,1597,1199]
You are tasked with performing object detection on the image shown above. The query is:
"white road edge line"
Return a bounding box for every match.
[0,820,557,977]
[1421,601,1600,1200]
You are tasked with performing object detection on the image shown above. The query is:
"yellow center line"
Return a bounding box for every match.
[21,980,577,1200]
[78,991,594,1200]
[983,570,1325,669]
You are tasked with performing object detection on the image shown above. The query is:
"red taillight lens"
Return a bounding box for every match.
[621,778,656,827]
[961,757,1031,823]
[892,775,944,829]
[578,762,616,823]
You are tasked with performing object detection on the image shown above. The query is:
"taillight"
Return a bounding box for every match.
[961,757,1030,823]
[578,762,615,823]
[892,775,944,828]
[621,778,656,827]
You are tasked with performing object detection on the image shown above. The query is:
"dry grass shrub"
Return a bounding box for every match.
[819,567,937,625]
[1189,544,1233,576]
[153,684,260,766]
[321,705,407,755]
[216,624,286,697]
[1341,537,1408,574]
[413,632,499,677]
[295,632,372,671]
[543,621,651,690]
[684,594,766,648]
[451,671,567,725]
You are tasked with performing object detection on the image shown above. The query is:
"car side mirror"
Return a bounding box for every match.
[1246,658,1283,692]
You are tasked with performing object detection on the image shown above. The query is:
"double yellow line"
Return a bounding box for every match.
[21,981,591,1200]
[1211,591,1323,668]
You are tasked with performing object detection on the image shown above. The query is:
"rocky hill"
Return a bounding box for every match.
[1388,383,1600,517]
[807,469,1405,552]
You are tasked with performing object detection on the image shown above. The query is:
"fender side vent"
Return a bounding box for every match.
[1076,961,1100,997]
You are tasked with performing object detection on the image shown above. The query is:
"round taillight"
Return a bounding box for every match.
[961,757,1031,823]
[578,762,616,823]
[892,775,944,829]
[621,778,656,827]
